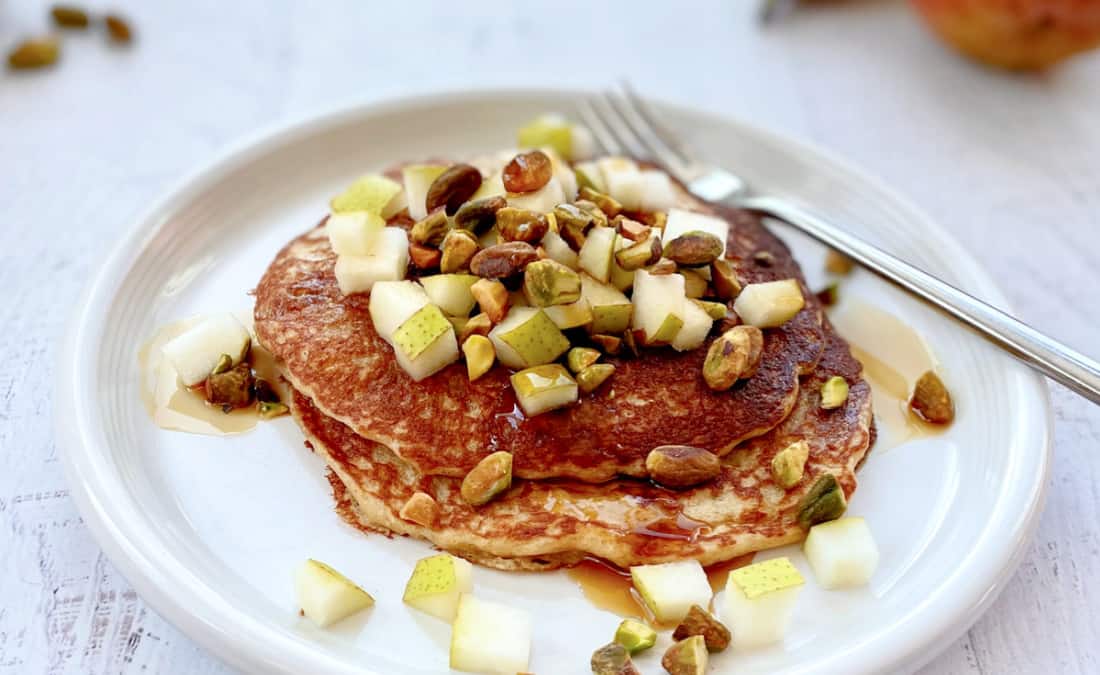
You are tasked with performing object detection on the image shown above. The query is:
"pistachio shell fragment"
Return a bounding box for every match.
[460,451,513,506]
[566,346,600,374]
[522,259,581,307]
[591,642,641,675]
[469,279,510,324]
[454,195,506,233]
[797,473,847,529]
[615,236,662,271]
[910,370,955,424]
[672,605,731,652]
[825,249,855,275]
[614,618,657,654]
[661,635,708,675]
[7,37,60,69]
[470,241,538,278]
[664,231,724,267]
[710,259,742,300]
[462,334,495,382]
[410,210,451,246]
[257,401,289,419]
[576,363,615,393]
[771,440,810,489]
[820,376,849,410]
[702,325,764,391]
[399,491,439,527]
[646,445,721,489]
[426,163,482,215]
[440,229,480,273]
[579,187,622,218]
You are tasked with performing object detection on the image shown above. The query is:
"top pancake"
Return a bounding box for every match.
[254,201,825,482]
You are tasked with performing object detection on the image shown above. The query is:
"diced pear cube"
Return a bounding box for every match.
[420,274,479,317]
[632,269,687,345]
[670,294,714,352]
[516,113,594,161]
[581,274,633,334]
[639,170,677,212]
[403,553,473,621]
[574,160,607,193]
[537,146,578,200]
[330,174,404,218]
[295,559,374,628]
[450,594,532,675]
[161,313,251,386]
[630,560,712,624]
[595,157,639,208]
[391,304,460,381]
[333,227,410,295]
[541,230,579,270]
[803,517,879,589]
[542,298,593,330]
[471,170,506,202]
[724,557,804,650]
[488,307,570,369]
[402,164,448,220]
[368,280,429,341]
[507,176,566,213]
[579,226,618,283]
[733,279,805,328]
[326,211,387,256]
[664,209,729,257]
[510,364,578,416]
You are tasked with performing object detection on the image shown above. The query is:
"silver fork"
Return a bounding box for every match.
[579,83,1100,405]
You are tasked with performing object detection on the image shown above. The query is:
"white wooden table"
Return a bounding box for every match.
[2,1,1097,672]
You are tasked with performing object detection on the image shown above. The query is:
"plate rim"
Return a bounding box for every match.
[56,86,1053,675]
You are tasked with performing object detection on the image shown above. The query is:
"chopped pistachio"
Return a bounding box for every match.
[815,282,840,307]
[253,378,279,404]
[614,618,657,654]
[621,328,641,357]
[553,203,594,232]
[797,473,847,529]
[672,605,731,652]
[646,445,722,489]
[497,207,550,244]
[204,363,253,409]
[470,241,539,278]
[469,279,510,323]
[211,353,233,376]
[648,258,678,275]
[576,363,615,393]
[664,231,724,267]
[615,237,662,271]
[566,346,600,374]
[702,326,764,391]
[613,215,650,242]
[522,259,582,306]
[440,229,479,273]
[753,250,775,267]
[661,635,708,675]
[590,333,622,355]
[257,401,289,419]
[910,370,955,424]
[710,258,742,300]
[399,491,439,527]
[579,187,622,218]
[454,195,507,233]
[771,440,810,489]
[459,312,493,341]
[460,451,512,506]
[462,334,495,382]
[693,300,728,320]
[426,163,482,215]
[820,376,849,409]
[51,5,90,28]
[575,199,610,228]
[410,210,451,246]
[681,269,708,299]
[409,242,442,270]
[8,37,60,69]
[591,642,641,675]
[825,249,855,275]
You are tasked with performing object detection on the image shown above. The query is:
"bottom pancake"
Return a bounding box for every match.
[290,322,873,571]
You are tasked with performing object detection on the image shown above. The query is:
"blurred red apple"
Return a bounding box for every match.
[911,0,1100,70]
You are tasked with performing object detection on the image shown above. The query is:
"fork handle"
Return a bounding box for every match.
[738,194,1100,406]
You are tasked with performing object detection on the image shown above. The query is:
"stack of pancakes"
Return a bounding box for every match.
[254,179,874,571]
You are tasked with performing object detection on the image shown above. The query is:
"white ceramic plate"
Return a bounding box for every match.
[57,89,1051,675]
